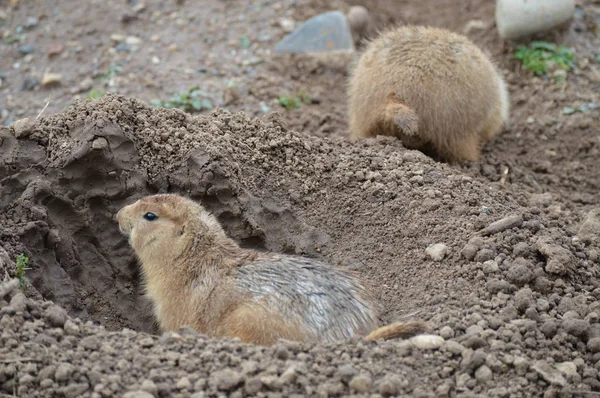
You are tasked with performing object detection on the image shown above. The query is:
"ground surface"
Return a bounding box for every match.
[1,0,600,397]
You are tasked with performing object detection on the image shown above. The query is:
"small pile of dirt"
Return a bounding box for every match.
[1,94,599,396]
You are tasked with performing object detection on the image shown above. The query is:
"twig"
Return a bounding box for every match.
[499,166,510,185]
[398,310,422,320]
[36,95,52,119]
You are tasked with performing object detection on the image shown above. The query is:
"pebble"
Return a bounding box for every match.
[9,292,26,312]
[81,336,100,350]
[47,43,64,57]
[42,72,63,86]
[577,208,600,243]
[210,369,242,391]
[410,334,444,350]
[475,365,493,384]
[515,288,534,312]
[279,18,295,33]
[475,248,496,263]
[348,374,373,393]
[92,137,109,150]
[555,362,578,378]
[140,380,158,395]
[18,45,34,54]
[513,357,529,376]
[63,319,81,335]
[444,340,466,355]
[587,337,600,353]
[532,360,566,387]
[439,326,454,339]
[482,260,499,274]
[562,319,590,338]
[55,363,74,381]
[347,5,369,35]
[24,17,39,29]
[536,237,574,275]
[425,243,448,261]
[21,77,39,91]
[45,304,68,327]
[506,258,534,286]
[462,243,479,260]
[123,392,154,398]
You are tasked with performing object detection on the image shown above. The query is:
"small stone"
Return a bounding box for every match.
[513,357,529,376]
[513,242,532,257]
[444,340,466,355]
[274,345,289,360]
[532,360,566,387]
[279,366,297,384]
[176,377,191,390]
[588,337,600,353]
[462,243,479,260]
[562,319,590,338]
[515,288,534,312]
[465,325,483,335]
[338,364,359,383]
[21,77,39,91]
[410,334,444,350]
[439,326,454,339]
[47,43,64,57]
[425,243,448,261]
[506,258,534,286]
[475,248,496,263]
[347,6,369,35]
[348,374,373,393]
[9,292,26,312]
[45,304,68,327]
[55,363,74,382]
[42,72,62,86]
[91,137,108,150]
[210,369,242,391]
[536,237,575,275]
[555,362,578,378]
[475,365,493,384]
[140,380,158,395]
[540,321,558,338]
[63,319,80,336]
[123,392,154,398]
[279,18,296,33]
[18,45,34,54]
[24,17,39,28]
[378,375,402,397]
[80,336,100,350]
[578,209,600,243]
[12,116,35,138]
[126,36,142,45]
[482,260,499,274]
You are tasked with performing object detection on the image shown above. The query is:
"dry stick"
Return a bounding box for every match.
[36,96,52,119]
[0,357,41,363]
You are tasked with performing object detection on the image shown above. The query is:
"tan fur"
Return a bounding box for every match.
[116,193,430,345]
[365,321,431,341]
[348,25,510,162]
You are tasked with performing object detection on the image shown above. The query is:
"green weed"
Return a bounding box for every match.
[278,90,313,110]
[87,90,106,100]
[514,41,575,77]
[15,253,29,291]
[152,86,213,113]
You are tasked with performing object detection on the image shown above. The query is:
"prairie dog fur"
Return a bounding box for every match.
[116,194,429,345]
[348,25,510,162]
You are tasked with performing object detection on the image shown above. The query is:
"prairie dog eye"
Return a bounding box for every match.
[143,212,158,221]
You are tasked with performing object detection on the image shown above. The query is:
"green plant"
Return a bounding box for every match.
[15,253,29,291]
[278,90,313,110]
[152,86,213,112]
[514,41,575,77]
[87,90,106,100]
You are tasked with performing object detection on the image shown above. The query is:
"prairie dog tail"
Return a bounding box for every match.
[365,321,430,341]
[382,99,420,137]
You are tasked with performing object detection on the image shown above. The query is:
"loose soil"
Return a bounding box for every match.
[1,0,600,397]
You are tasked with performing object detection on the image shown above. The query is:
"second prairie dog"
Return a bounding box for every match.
[348,25,510,162]
[116,193,429,345]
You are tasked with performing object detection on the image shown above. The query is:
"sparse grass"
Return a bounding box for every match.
[514,41,575,77]
[278,90,313,110]
[15,253,29,291]
[87,90,106,100]
[152,86,213,112]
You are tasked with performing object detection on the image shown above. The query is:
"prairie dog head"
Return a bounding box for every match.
[116,194,226,263]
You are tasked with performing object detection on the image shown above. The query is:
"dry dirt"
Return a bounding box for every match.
[1,0,600,397]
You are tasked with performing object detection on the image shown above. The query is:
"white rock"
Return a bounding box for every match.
[495,0,575,40]
[348,6,369,35]
[556,361,578,378]
[425,243,448,261]
[410,334,444,350]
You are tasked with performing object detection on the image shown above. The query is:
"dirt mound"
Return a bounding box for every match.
[1,95,600,396]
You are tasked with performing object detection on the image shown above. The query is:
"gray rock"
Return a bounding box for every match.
[210,369,242,391]
[349,374,373,393]
[515,288,534,312]
[540,321,558,338]
[444,340,466,355]
[425,243,448,261]
[275,11,355,54]
[338,364,359,383]
[92,137,108,150]
[578,208,600,243]
[9,292,26,312]
[45,304,68,327]
[462,243,479,260]
[80,336,100,350]
[21,77,39,91]
[513,357,529,376]
[587,337,600,353]
[123,392,154,398]
[439,326,455,339]
[475,365,493,384]
[562,319,590,338]
[475,248,496,263]
[506,258,534,286]
[532,360,566,387]
[18,45,35,54]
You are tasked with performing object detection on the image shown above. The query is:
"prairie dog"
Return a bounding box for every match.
[116,194,429,345]
[347,25,510,162]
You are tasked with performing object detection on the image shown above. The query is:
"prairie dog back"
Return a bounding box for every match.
[348,25,509,162]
